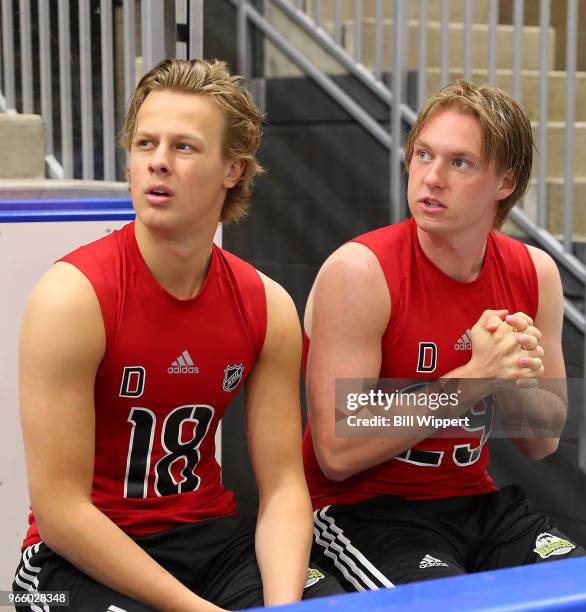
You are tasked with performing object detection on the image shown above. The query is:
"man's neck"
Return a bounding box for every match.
[134,220,218,299]
[416,226,490,283]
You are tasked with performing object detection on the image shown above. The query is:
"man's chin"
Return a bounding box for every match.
[135,208,176,231]
[412,213,450,233]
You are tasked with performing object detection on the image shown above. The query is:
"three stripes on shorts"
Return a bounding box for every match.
[13,543,47,612]
[313,506,394,591]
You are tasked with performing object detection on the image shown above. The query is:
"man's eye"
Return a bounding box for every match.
[135,140,152,148]
[177,143,193,152]
[453,159,471,169]
[417,150,431,161]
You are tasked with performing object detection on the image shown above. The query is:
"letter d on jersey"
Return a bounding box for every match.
[416,342,437,373]
[119,366,146,398]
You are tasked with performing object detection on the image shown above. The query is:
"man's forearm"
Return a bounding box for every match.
[496,384,566,435]
[496,383,567,458]
[255,485,313,606]
[317,362,493,480]
[38,500,220,612]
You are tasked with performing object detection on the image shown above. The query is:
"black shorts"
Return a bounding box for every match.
[311,485,586,591]
[13,514,344,611]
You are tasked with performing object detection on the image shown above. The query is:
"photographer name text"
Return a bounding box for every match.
[346,415,470,428]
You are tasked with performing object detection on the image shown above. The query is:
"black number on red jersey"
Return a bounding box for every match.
[396,448,443,466]
[453,396,494,466]
[125,408,156,498]
[124,405,214,498]
[395,397,494,468]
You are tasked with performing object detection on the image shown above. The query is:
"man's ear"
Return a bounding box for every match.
[223,159,245,189]
[496,169,516,201]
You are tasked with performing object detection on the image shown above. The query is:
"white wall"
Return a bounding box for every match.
[0,220,128,592]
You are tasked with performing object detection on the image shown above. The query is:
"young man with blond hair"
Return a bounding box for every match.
[304,80,585,590]
[13,58,341,611]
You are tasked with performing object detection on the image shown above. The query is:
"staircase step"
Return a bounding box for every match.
[345,20,555,72]
[306,0,492,24]
[530,123,586,180]
[264,2,349,78]
[264,5,556,79]
[0,114,44,179]
[425,69,586,123]
[524,179,586,238]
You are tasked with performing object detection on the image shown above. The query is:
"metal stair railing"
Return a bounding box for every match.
[232,0,586,471]
[239,2,586,295]
[0,0,204,182]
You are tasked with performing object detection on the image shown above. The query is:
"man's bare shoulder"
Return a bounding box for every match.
[33,259,93,291]
[321,241,383,279]
[306,242,390,337]
[27,262,102,317]
[23,261,106,364]
[255,271,301,353]
[256,270,294,306]
[525,244,561,281]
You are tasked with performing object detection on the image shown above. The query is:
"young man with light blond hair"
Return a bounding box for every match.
[13,58,341,611]
[304,80,585,590]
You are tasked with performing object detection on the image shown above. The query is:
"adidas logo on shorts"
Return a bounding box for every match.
[454,329,472,351]
[419,554,448,569]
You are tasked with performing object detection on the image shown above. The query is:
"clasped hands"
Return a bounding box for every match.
[470,309,544,389]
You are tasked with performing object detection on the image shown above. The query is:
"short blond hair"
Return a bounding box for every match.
[120,58,264,224]
[404,80,533,229]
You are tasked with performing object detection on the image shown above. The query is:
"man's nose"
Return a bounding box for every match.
[423,160,446,189]
[148,145,171,174]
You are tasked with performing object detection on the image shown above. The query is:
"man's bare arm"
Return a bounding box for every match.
[306,243,543,481]
[496,247,567,459]
[245,274,312,606]
[20,262,224,612]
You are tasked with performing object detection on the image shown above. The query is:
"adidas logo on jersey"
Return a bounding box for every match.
[454,329,472,351]
[419,554,448,569]
[168,350,199,375]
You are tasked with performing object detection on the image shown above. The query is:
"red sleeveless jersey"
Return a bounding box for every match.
[303,218,538,508]
[23,222,266,548]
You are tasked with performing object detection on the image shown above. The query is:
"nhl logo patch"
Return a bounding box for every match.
[223,363,244,392]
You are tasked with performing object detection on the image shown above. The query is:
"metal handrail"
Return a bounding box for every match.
[509,207,586,284]
[0,0,202,181]
[236,0,393,149]
[234,0,585,474]
[266,0,418,124]
[235,0,586,306]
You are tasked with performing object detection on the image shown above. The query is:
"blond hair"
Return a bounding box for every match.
[404,80,533,229]
[120,58,264,224]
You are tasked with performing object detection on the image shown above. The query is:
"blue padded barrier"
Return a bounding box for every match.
[0,198,134,222]
[255,558,586,611]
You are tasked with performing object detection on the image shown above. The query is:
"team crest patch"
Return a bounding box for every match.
[533,532,575,559]
[222,363,244,392]
[304,568,325,589]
